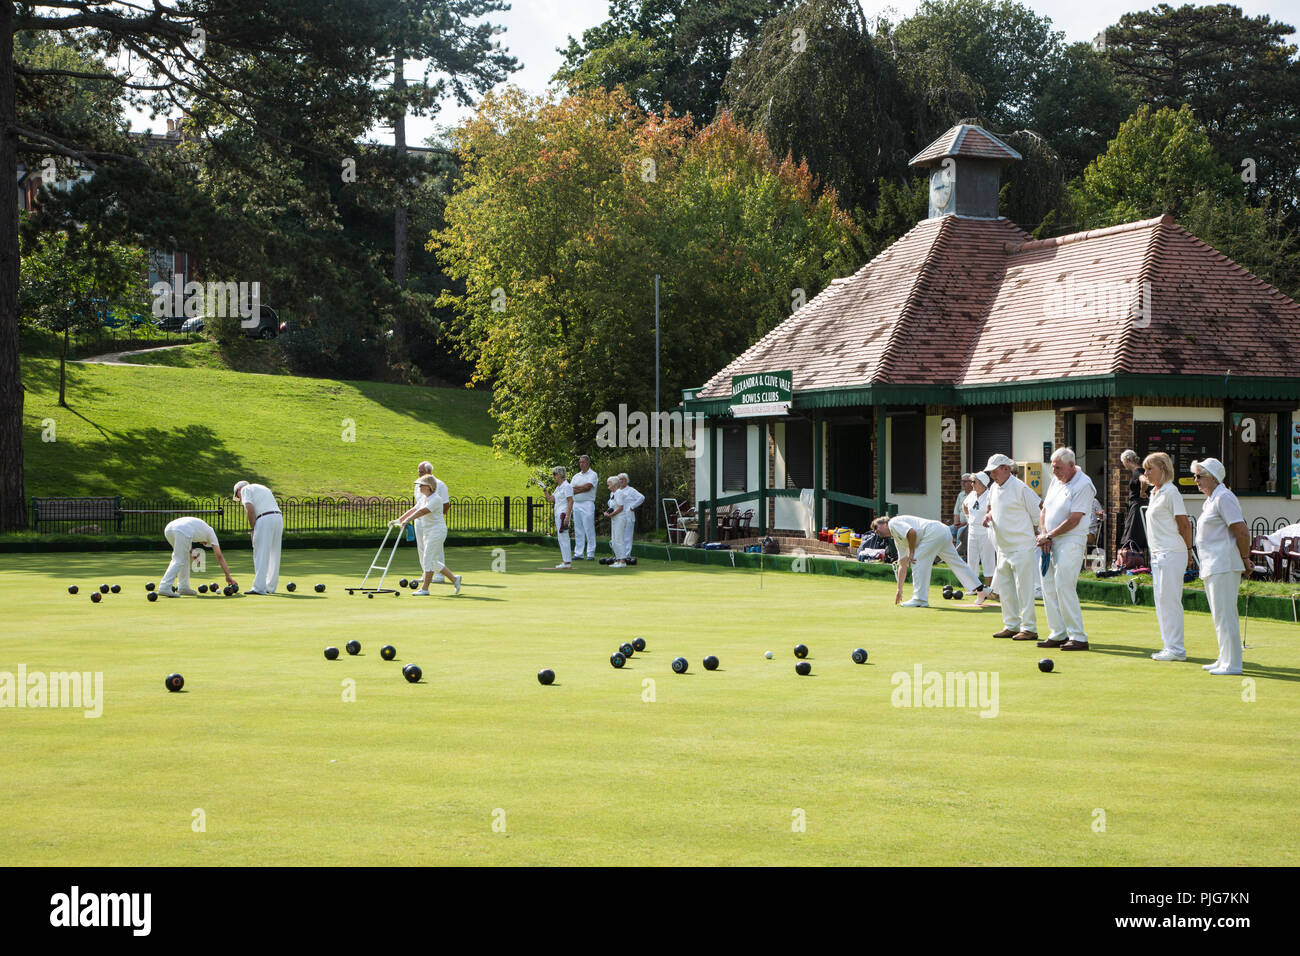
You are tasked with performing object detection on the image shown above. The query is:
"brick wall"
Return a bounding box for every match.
[1108,396,1135,557]
[939,405,965,522]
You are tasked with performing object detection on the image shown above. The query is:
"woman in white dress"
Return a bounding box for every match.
[394,474,463,595]
[1140,452,1193,661]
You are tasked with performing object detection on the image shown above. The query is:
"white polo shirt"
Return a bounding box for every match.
[240,482,278,515]
[422,489,447,530]
[572,469,598,504]
[553,481,573,517]
[1144,482,1188,554]
[989,475,1040,552]
[1042,467,1095,542]
[166,516,219,546]
[607,486,626,514]
[622,485,645,510]
[1195,483,1246,577]
[887,515,947,555]
[965,490,989,538]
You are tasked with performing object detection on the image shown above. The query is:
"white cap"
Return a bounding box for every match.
[1191,458,1226,483]
[973,471,990,487]
[233,480,249,501]
[985,454,1015,471]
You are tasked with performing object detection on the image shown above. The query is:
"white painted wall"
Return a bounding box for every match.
[1134,405,1223,422]
[1012,410,1055,464]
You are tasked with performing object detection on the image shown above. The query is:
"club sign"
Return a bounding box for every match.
[730,371,793,418]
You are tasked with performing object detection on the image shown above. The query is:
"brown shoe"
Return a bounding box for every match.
[992,629,1017,639]
[1012,631,1039,641]
[1060,640,1090,651]
[1037,637,1067,648]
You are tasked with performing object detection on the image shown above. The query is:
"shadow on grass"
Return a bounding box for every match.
[1090,643,1300,682]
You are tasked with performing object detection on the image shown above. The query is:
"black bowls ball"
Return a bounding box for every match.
[147,591,159,602]
[852,648,868,664]
[793,644,809,659]
[703,655,719,671]
[672,657,689,674]
[110,584,121,594]
[223,586,234,596]
[345,640,361,656]
[198,585,209,594]
[210,582,219,592]
[286,582,296,592]
[632,637,646,652]
[165,673,184,692]
[68,585,79,595]
[399,578,409,588]
[942,585,953,600]
[380,645,396,661]
[1038,658,1054,673]
[403,663,422,683]
[99,584,110,594]
[795,661,812,676]
[145,582,155,592]
[537,668,556,685]
[619,642,634,658]
[610,652,626,669]
[953,590,963,600]
[324,646,340,660]
[91,592,102,603]
[314,584,326,593]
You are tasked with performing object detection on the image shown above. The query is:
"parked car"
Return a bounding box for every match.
[242,305,280,340]
[155,315,185,333]
[180,316,204,334]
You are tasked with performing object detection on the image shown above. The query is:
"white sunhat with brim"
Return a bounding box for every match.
[414,474,435,490]
[984,454,1015,471]
[1191,458,1226,483]
[972,471,991,487]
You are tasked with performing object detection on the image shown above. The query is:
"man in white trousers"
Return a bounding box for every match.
[1035,447,1096,651]
[160,515,237,596]
[545,466,574,568]
[1191,458,1252,676]
[571,455,599,561]
[416,461,450,582]
[617,473,645,561]
[871,514,983,607]
[964,471,996,606]
[233,480,283,594]
[603,476,628,567]
[983,454,1042,641]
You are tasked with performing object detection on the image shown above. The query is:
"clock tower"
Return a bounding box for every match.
[909,124,1021,220]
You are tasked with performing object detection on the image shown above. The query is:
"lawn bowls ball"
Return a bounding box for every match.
[399,578,409,588]
[795,661,812,676]
[324,646,340,660]
[110,585,121,594]
[145,582,155,592]
[703,655,719,671]
[632,637,646,652]
[537,668,556,686]
[1038,658,1055,673]
[165,673,184,692]
[403,663,423,683]
[793,644,809,659]
[953,590,963,600]
[286,582,296,592]
[619,642,634,658]
[380,645,397,661]
[147,591,159,602]
[68,585,79,595]
[315,583,326,593]
[672,657,689,674]
[91,592,102,604]
[610,652,626,669]
[99,584,110,594]
[852,648,868,664]
[346,640,361,656]
[198,585,208,594]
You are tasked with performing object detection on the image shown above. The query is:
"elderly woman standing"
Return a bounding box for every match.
[1191,458,1252,676]
[965,471,996,606]
[1117,449,1148,558]
[1142,452,1194,661]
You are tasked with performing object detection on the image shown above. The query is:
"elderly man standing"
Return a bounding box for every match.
[1192,458,1252,676]
[617,473,645,561]
[983,454,1042,641]
[233,480,283,594]
[416,462,450,582]
[872,513,984,608]
[571,455,599,561]
[1035,448,1097,651]
[544,466,574,569]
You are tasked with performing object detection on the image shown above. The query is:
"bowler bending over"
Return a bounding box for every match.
[160,516,236,596]
[873,514,984,607]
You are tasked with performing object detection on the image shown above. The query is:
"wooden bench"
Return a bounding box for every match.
[32,496,123,531]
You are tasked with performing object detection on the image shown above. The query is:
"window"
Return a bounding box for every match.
[785,420,813,488]
[969,408,1012,475]
[722,426,747,491]
[889,409,926,494]
[1228,409,1288,495]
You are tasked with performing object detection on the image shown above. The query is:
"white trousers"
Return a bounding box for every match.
[420,525,447,573]
[413,517,426,564]
[995,545,1038,632]
[161,530,194,591]
[910,526,982,602]
[1203,571,1244,671]
[610,513,629,560]
[1041,536,1087,642]
[572,501,597,558]
[556,512,572,564]
[967,532,996,579]
[622,508,637,559]
[252,513,283,593]
[1150,549,1187,657]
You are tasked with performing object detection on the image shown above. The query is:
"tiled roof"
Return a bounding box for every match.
[697,213,1300,399]
[909,124,1023,168]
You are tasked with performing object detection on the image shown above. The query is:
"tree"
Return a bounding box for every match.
[1028,42,1136,179]
[432,86,857,464]
[555,0,793,121]
[1102,3,1300,215]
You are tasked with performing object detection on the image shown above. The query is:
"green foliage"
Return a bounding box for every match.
[1028,42,1137,179]
[18,224,147,337]
[433,86,857,466]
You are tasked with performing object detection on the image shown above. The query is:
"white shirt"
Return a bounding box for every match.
[1042,467,1095,543]
[421,489,447,530]
[1144,482,1188,554]
[607,487,625,514]
[553,481,573,516]
[989,475,1040,552]
[413,477,448,531]
[622,485,645,510]
[965,490,989,538]
[240,482,278,515]
[166,516,219,546]
[887,515,948,555]
[572,469,598,504]
[1195,483,1246,577]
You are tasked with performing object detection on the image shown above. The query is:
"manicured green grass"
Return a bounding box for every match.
[114,339,288,375]
[20,357,532,499]
[2,544,1296,866]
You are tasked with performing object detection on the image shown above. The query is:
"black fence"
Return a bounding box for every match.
[32,495,555,536]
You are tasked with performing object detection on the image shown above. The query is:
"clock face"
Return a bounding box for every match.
[930,170,953,214]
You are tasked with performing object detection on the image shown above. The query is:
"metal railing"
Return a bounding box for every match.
[31,494,554,536]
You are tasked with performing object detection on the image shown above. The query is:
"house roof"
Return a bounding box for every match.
[694,213,1300,407]
[909,124,1023,168]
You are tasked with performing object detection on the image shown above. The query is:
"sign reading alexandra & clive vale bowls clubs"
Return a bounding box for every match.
[730,371,793,418]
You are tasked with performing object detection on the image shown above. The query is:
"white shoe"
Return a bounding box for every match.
[899,598,929,608]
[413,589,430,596]
[974,590,988,607]
[612,561,626,568]
[178,587,198,596]
[453,575,463,595]
[1151,650,1186,661]
[1202,661,1224,671]
[432,574,445,583]
[555,564,571,569]
[160,590,178,598]
[1207,666,1243,676]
